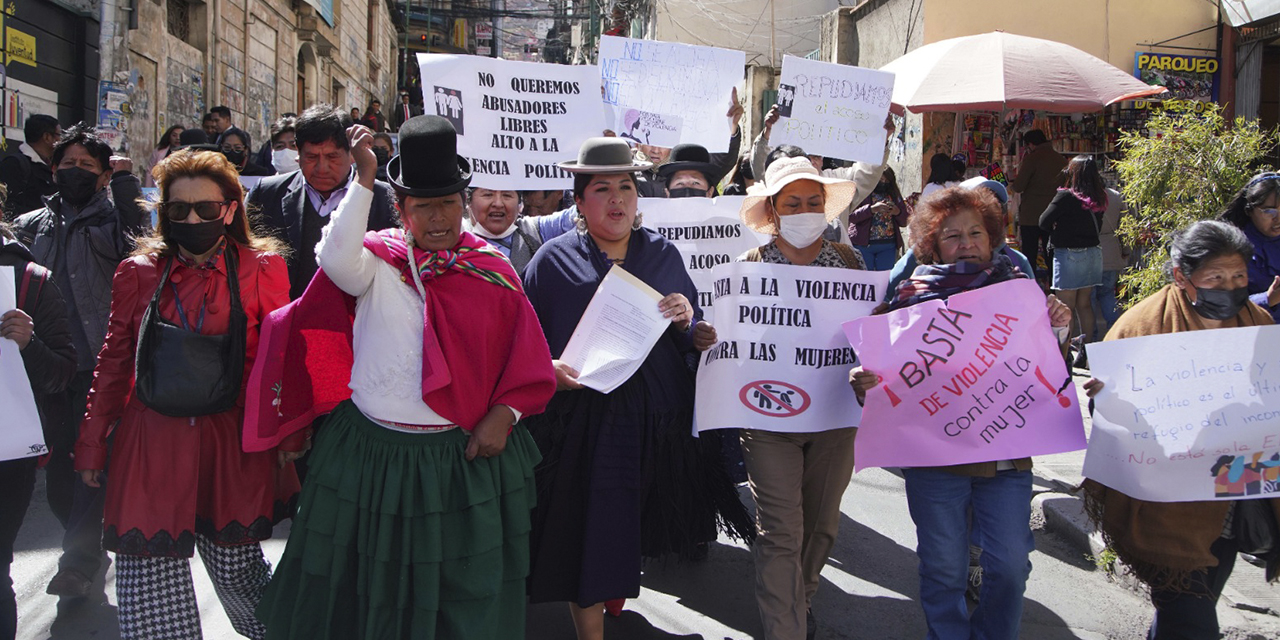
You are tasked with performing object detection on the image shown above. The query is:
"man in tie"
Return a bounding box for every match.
[393,91,422,132]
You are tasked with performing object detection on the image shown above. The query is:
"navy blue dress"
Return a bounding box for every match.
[522,227,753,606]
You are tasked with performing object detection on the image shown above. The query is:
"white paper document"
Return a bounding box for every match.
[0,266,47,461]
[561,265,670,393]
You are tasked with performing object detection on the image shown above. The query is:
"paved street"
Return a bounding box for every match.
[12,446,1280,639]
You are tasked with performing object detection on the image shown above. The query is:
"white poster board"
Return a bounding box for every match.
[416,54,604,190]
[768,56,895,164]
[598,35,744,152]
[0,266,46,461]
[640,196,771,310]
[694,262,888,434]
[1083,326,1280,502]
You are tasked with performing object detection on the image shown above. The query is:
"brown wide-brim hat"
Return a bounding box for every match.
[740,156,858,235]
[557,137,653,174]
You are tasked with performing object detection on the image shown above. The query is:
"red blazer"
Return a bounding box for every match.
[76,242,291,470]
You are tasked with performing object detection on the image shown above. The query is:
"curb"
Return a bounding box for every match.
[1031,469,1278,619]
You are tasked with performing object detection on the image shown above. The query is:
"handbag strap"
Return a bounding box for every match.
[146,242,246,328]
[17,262,42,309]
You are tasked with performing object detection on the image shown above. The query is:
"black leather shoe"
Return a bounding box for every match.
[46,569,91,598]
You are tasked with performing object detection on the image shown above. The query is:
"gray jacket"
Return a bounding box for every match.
[13,172,147,369]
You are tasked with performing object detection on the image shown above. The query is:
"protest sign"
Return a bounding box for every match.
[694,262,887,434]
[611,108,682,149]
[598,35,744,152]
[640,196,771,309]
[768,56,895,165]
[843,279,1086,470]
[1082,325,1280,502]
[0,266,46,462]
[416,54,604,189]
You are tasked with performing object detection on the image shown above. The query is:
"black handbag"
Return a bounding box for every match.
[134,248,247,417]
[1235,498,1280,557]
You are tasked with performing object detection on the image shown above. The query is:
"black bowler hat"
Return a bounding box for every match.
[175,128,219,153]
[387,115,471,197]
[657,143,717,182]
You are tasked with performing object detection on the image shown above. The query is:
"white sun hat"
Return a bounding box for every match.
[739,156,859,235]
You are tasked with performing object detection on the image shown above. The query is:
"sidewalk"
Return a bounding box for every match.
[1031,368,1280,627]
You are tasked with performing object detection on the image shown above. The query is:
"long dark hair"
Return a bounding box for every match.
[134,149,287,259]
[879,166,904,202]
[926,153,952,186]
[155,125,185,151]
[1220,172,1280,229]
[1063,155,1107,212]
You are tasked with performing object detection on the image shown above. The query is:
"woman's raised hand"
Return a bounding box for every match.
[346,124,378,190]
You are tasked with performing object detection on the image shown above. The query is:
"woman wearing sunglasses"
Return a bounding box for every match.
[1220,172,1280,323]
[73,149,299,640]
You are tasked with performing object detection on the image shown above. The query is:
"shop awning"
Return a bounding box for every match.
[881,31,1166,114]
[1225,0,1280,28]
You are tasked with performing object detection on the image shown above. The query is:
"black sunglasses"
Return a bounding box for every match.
[162,200,232,221]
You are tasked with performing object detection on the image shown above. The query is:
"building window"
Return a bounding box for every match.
[167,0,190,41]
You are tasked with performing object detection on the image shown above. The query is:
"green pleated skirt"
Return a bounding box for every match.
[256,400,541,639]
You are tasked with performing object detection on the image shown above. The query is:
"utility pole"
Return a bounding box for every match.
[401,0,411,88]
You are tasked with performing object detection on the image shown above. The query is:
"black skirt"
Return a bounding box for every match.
[524,370,754,607]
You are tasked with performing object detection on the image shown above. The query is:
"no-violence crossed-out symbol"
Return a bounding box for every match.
[739,380,811,418]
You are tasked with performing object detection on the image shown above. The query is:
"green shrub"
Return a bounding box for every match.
[1114,101,1276,307]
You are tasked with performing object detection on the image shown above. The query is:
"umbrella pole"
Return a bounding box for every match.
[769,0,776,68]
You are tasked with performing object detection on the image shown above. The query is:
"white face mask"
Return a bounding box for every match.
[777,212,828,248]
[468,214,518,240]
[272,148,300,173]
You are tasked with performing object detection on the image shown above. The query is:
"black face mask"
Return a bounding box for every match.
[223,150,247,167]
[373,148,391,167]
[56,167,102,206]
[668,187,709,199]
[874,182,890,194]
[169,219,227,256]
[1190,286,1250,321]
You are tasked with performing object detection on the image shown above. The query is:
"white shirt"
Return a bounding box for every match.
[316,182,521,431]
[305,169,355,218]
[316,182,453,428]
[921,181,959,198]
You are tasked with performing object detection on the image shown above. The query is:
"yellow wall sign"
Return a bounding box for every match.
[1133,51,1218,102]
[6,27,35,68]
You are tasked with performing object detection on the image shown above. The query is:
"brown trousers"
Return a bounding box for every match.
[740,427,857,640]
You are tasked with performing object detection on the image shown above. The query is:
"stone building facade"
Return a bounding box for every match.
[101,0,398,171]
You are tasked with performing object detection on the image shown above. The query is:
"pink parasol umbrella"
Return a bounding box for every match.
[881,31,1166,114]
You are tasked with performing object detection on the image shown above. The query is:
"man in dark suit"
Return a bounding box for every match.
[391,92,422,132]
[247,104,398,298]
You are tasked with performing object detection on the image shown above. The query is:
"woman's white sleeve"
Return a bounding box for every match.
[316,182,379,296]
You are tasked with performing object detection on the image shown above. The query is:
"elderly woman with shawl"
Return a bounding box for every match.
[247,116,556,638]
[1082,220,1280,640]
[852,186,1070,640]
